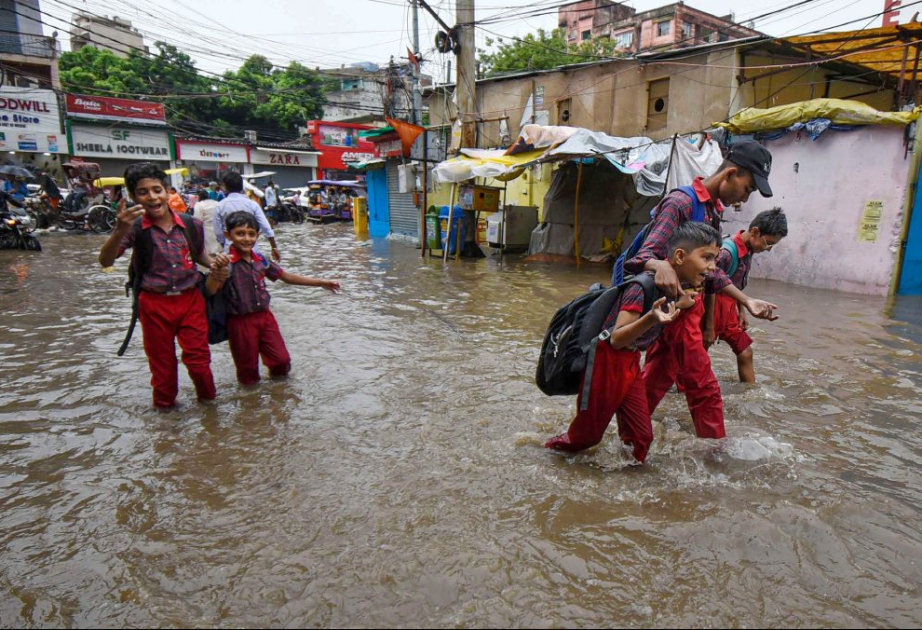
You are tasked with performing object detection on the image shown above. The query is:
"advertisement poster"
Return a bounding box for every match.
[0,87,65,153]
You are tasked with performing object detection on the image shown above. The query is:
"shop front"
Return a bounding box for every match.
[249,147,319,189]
[176,140,249,184]
[68,122,172,177]
[66,94,171,178]
[305,120,376,180]
[0,86,67,176]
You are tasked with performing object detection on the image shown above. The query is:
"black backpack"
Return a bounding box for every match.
[536,274,656,410]
[116,214,213,356]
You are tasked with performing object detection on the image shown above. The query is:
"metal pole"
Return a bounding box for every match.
[412,0,422,125]
[574,161,583,269]
[421,128,428,258]
[457,0,477,149]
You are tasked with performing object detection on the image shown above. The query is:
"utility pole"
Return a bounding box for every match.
[412,0,422,125]
[457,0,477,148]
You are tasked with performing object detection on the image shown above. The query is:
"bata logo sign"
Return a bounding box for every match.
[72,98,103,111]
[65,94,166,124]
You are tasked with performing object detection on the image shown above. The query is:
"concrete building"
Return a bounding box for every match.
[321,62,431,125]
[559,0,759,53]
[0,0,60,89]
[70,11,147,59]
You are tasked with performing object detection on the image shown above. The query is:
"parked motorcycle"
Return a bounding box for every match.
[1,207,41,250]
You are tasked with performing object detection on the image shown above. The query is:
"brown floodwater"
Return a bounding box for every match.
[1,224,921,628]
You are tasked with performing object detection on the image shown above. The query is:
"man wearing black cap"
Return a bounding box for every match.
[623,140,777,442]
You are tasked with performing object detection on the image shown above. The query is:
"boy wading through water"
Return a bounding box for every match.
[546,223,722,464]
[99,163,216,409]
[207,211,341,386]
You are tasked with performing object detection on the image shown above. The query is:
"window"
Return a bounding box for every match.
[581,30,591,41]
[656,21,671,37]
[683,22,694,39]
[614,30,634,49]
[699,28,712,42]
[557,98,572,126]
[646,78,669,132]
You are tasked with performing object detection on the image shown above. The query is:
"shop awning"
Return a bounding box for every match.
[787,23,922,79]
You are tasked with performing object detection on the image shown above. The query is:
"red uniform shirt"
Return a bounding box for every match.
[225,247,284,315]
[603,272,664,351]
[624,178,729,294]
[712,230,753,292]
[118,211,204,293]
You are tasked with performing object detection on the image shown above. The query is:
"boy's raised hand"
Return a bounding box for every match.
[650,297,680,324]
[115,197,144,230]
[211,252,230,269]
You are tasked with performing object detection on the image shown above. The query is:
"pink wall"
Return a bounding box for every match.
[722,127,911,295]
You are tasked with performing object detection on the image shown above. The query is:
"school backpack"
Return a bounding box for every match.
[116,213,212,356]
[611,185,708,286]
[536,273,656,410]
[722,237,740,278]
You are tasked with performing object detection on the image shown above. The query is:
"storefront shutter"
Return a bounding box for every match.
[386,160,419,239]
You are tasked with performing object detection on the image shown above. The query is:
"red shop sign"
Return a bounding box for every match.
[66,94,167,125]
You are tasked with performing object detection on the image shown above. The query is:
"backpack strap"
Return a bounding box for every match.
[675,185,708,223]
[722,237,740,278]
[117,219,153,356]
[578,274,657,410]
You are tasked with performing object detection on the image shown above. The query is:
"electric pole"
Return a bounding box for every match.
[412,0,422,125]
[457,0,476,148]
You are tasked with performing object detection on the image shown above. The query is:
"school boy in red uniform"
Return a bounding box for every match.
[99,163,216,409]
[705,208,788,383]
[207,211,340,385]
[624,141,778,439]
[546,222,721,464]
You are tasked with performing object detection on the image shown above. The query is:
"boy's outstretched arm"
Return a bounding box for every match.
[720,284,778,321]
[278,271,341,293]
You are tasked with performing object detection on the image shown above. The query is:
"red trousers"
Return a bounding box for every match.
[642,296,725,439]
[714,293,753,355]
[545,344,654,463]
[138,289,216,408]
[227,310,291,385]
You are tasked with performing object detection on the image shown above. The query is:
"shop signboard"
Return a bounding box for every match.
[0,86,65,153]
[71,124,171,160]
[66,94,167,125]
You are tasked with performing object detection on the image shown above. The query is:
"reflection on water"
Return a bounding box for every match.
[1,225,921,627]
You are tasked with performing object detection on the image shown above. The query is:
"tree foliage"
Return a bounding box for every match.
[59,44,327,139]
[478,28,621,77]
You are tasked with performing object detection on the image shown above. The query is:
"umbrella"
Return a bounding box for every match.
[0,165,34,178]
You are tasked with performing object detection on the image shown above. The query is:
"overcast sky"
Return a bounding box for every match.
[38,0,906,81]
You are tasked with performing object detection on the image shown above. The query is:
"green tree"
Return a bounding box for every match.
[58,46,328,139]
[478,28,620,77]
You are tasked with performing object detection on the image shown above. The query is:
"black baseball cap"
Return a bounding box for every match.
[727,141,773,198]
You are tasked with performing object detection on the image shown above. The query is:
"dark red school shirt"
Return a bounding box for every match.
[713,230,753,292]
[624,177,730,294]
[603,272,664,351]
[118,210,204,293]
[225,247,284,315]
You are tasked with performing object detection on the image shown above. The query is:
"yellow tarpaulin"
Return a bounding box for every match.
[719,99,920,134]
[432,149,546,183]
[93,167,189,188]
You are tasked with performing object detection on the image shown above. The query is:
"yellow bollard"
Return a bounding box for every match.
[353,197,369,239]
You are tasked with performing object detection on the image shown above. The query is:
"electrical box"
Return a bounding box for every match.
[459,184,501,212]
[398,164,416,193]
[486,206,539,250]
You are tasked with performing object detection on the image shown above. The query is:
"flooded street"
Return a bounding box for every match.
[2,223,922,628]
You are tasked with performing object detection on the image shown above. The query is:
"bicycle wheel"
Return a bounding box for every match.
[87,205,113,233]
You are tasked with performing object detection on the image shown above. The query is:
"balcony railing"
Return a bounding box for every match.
[0,30,56,59]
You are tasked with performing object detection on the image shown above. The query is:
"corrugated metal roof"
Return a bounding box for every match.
[787,23,922,78]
